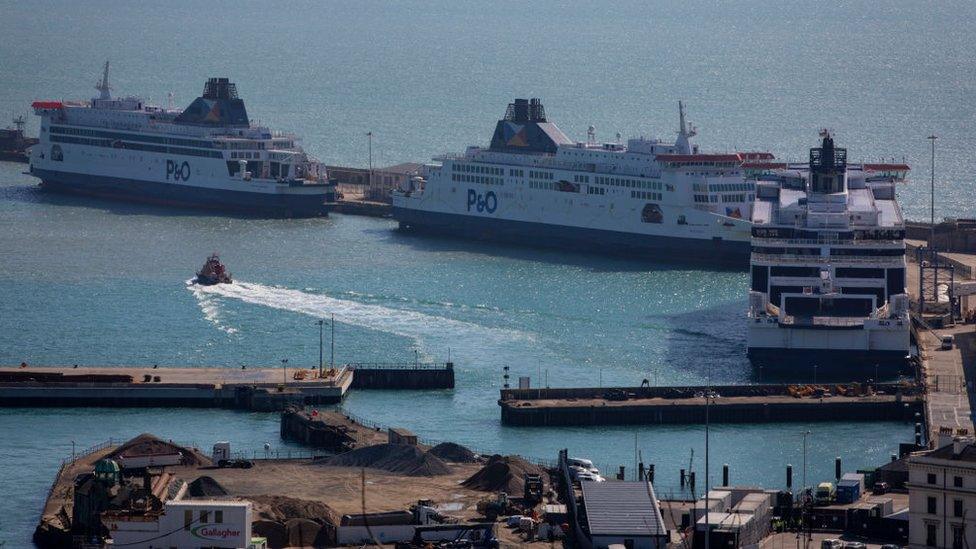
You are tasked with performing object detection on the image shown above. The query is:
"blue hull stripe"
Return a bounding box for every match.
[33,168,332,217]
[394,206,751,266]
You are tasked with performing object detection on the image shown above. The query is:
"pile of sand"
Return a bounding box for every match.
[250,494,340,527]
[106,433,208,466]
[429,442,479,463]
[186,476,228,498]
[462,454,546,494]
[320,443,451,477]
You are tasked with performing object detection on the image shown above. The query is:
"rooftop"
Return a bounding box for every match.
[580,481,667,538]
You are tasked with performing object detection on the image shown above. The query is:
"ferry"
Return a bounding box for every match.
[29,63,335,217]
[393,98,777,265]
[746,131,911,376]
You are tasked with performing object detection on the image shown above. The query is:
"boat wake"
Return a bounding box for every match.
[188,280,533,351]
[186,279,238,334]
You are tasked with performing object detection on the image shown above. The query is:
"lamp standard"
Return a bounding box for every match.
[927,135,937,245]
[317,320,324,377]
[281,358,288,385]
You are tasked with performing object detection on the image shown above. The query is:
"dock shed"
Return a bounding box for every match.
[580,481,668,549]
[388,428,418,445]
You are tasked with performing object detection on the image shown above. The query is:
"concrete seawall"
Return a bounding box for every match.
[348,363,454,389]
[499,383,923,426]
[0,366,354,411]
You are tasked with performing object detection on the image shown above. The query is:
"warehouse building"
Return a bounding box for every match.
[580,481,668,549]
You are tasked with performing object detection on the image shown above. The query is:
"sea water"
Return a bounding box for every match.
[3,0,974,544]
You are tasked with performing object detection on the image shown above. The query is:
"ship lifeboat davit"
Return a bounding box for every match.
[196,254,232,285]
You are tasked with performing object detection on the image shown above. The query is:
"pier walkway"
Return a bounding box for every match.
[0,365,353,411]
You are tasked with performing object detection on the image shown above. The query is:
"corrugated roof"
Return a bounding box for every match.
[581,481,667,537]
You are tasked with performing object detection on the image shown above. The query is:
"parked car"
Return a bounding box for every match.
[873,481,890,494]
[843,542,866,549]
[942,335,955,350]
[217,458,253,469]
[821,539,842,549]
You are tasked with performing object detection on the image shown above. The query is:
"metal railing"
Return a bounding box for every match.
[346,362,452,371]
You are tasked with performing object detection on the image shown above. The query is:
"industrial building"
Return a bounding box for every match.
[579,480,668,549]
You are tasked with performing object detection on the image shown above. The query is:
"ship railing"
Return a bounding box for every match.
[751,253,905,265]
[753,237,904,246]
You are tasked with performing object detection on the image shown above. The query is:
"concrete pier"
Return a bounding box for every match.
[280,408,389,452]
[348,362,455,389]
[498,383,922,426]
[0,365,353,411]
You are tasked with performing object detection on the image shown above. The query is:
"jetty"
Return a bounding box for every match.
[0,361,456,411]
[498,383,922,426]
[0,365,353,411]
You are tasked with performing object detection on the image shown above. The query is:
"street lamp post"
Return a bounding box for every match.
[802,430,811,493]
[317,320,324,377]
[330,313,335,371]
[281,358,288,385]
[928,135,938,246]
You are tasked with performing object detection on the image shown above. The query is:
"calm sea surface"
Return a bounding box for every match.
[2,0,974,544]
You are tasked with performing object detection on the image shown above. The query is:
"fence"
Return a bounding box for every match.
[346,362,452,371]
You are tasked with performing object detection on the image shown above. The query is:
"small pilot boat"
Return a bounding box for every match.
[196,254,232,285]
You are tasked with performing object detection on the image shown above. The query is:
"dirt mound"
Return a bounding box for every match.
[321,443,451,476]
[462,454,546,494]
[250,494,340,527]
[187,476,228,498]
[106,433,208,466]
[252,520,287,549]
[286,518,333,548]
[429,442,479,463]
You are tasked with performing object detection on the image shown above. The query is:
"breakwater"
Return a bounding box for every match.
[348,362,454,389]
[499,383,923,426]
[0,366,353,411]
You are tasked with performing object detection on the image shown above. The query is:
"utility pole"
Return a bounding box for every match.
[704,369,711,549]
[367,131,373,192]
[330,313,335,371]
[317,320,324,377]
[802,430,811,493]
[928,135,938,247]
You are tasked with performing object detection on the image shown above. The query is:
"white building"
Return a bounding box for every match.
[580,480,669,549]
[103,499,263,549]
[908,438,976,549]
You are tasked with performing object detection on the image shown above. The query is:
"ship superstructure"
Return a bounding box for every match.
[393,98,774,265]
[747,132,911,374]
[0,115,38,162]
[29,63,335,216]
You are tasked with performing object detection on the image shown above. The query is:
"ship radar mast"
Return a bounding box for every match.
[95,61,112,100]
[675,101,697,154]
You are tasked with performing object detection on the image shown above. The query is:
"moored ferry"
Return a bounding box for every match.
[29,63,335,217]
[393,98,776,266]
[746,132,911,376]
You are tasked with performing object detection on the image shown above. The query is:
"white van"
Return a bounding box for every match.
[568,457,599,474]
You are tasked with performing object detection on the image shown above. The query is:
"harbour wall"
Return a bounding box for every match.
[499,383,923,426]
[348,362,454,390]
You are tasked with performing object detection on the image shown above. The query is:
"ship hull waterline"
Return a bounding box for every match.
[394,206,751,267]
[33,168,332,218]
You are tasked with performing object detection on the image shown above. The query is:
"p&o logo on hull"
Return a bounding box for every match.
[466,189,497,214]
[166,160,191,181]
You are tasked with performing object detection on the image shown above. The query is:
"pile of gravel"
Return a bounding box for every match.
[186,476,228,498]
[428,442,479,463]
[461,454,545,494]
[320,443,451,477]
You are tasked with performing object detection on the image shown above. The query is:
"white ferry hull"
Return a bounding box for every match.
[395,205,751,264]
[33,167,331,217]
[746,318,911,375]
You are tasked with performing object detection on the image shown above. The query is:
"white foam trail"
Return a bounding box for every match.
[191,281,532,349]
[187,279,238,334]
